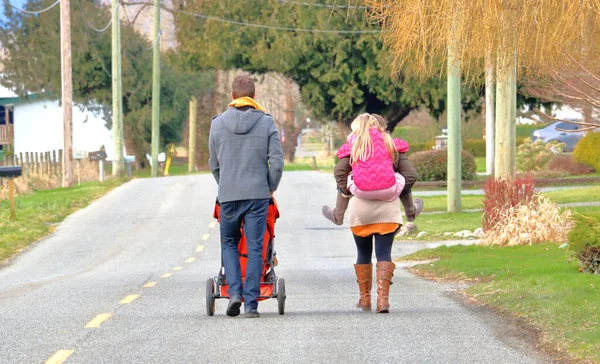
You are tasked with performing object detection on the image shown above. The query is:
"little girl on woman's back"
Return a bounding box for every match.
[322,113,409,225]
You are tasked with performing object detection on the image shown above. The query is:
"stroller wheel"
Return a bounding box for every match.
[277,278,286,315]
[206,278,216,316]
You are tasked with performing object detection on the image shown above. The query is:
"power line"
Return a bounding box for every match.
[3,0,61,15]
[76,0,116,33]
[173,8,380,34]
[277,0,367,9]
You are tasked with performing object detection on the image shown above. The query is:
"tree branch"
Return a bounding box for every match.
[533,108,599,129]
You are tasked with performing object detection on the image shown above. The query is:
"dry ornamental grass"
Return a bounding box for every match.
[481,195,574,246]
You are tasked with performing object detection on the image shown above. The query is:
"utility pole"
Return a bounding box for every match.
[495,52,517,179]
[60,0,74,187]
[112,0,124,177]
[447,16,461,213]
[150,0,161,178]
[485,51,495,176]
[188,97,197,172]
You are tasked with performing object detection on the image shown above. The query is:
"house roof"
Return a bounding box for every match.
[0,82,39,106]
[0,84,18,99]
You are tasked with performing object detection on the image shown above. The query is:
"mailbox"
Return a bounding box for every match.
[0,166,22,178]
[89,150,107,161]
[0,166,22,221]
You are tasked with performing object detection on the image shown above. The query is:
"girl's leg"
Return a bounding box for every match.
[322,191,350,225]
[373,232,396,313]
[395,153,423,222]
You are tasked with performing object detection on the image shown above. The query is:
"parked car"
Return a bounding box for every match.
[531,121,585,152]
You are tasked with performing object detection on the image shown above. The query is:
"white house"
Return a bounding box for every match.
[0,84,115,160]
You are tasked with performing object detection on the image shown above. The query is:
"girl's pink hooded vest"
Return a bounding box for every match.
[337,128,409,191]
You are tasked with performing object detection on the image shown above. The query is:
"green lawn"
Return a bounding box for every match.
[408,211,483,238]
[0,179,126,263]
[401,244,600,362]
[516,124,541,138]
[475,157,486,173]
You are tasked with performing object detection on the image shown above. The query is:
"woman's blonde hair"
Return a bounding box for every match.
[350,113,397,163]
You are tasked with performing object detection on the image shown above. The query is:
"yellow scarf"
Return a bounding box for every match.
[228,97,266,112]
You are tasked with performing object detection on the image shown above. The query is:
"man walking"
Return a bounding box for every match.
[209,75,284,318]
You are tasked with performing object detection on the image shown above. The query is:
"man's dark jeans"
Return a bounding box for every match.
[220,198,270,311]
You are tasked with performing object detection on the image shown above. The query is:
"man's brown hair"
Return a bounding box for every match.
[231,75,256,99]
[371,114,387,130]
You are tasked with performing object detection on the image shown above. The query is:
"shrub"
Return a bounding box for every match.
[516,138,565,172]
[569,213,600,274]
[481,176,537,231]
[548,154,596,175]
[574,131,600,172]
[481,195,573,246]
[408,149,476,181]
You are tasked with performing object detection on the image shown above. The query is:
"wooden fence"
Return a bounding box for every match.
[1,150,64,177]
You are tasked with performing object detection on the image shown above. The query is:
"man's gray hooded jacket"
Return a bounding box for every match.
[208,107,284,203]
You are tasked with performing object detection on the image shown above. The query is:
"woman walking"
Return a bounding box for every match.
[332,114,404,313]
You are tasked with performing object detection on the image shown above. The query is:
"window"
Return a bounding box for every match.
[556,122,578,131]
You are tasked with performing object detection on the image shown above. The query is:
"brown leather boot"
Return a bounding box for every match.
[376,261,396,313]
[354,264,372,311]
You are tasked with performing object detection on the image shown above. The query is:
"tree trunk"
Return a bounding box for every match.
[281,79,301,163]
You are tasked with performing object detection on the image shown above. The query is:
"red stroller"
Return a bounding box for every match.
[206,198,286,316]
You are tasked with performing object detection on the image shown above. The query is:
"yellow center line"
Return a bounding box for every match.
[143,281,157,288]
[172,266,183,271]
[45,350,74,364]
[201,234,210,241]
[160,273,172,278]
[120,294,140,304]
[85,313,112,328]
[208,221,217,228]
[185,257,196,263]
[195,245,205,253]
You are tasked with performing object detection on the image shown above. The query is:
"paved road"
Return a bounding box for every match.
[0,172,553,363]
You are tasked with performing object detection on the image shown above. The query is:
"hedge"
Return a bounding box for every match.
[408,149,477,181]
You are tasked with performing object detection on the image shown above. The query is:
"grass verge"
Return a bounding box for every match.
[400,244,600,362]
[417,186,600,213]
[0,179,126,263]
[410,206,600,241]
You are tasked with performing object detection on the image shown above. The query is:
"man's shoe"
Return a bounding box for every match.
[245,309,260,318]
[226,295,242,317]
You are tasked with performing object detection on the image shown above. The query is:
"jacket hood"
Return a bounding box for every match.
[220,107,264,134]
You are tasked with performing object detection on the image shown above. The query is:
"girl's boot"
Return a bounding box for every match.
[354,263,372,311]
[376,261,396,313]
